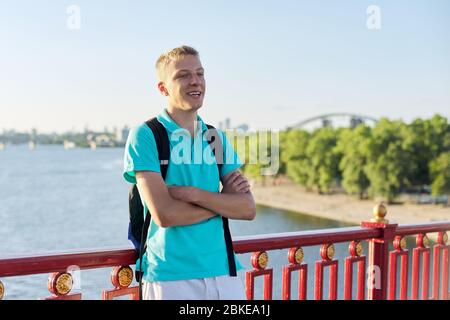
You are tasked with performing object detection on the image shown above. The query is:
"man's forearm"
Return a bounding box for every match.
[162,198,217,227]
[190,189,256,220]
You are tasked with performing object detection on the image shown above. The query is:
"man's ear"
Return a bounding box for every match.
[157,82,169,96]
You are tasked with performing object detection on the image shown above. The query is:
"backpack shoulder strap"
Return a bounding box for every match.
[205,124,236,277]
[145,117,170,180]
[205,124,223,174]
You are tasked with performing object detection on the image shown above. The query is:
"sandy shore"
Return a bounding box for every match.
[251,179,450,226]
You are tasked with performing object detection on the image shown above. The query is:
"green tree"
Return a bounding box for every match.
[282,129,311,187]
[335,125,371,198]
[364,118,414,202]
[428,114,450,154]
[234,130,281,185]
[305,128,340,194]
[405,115,450,186]
[230,131,262,182]
[405,118,433,186]
[429,152,450,205]
[277,130,287,177]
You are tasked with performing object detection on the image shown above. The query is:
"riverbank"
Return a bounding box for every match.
[251,178,450,226]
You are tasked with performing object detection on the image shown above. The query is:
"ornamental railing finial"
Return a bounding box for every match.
[371,203,388,224]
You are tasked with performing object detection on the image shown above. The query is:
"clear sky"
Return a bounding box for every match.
[1,0,449,133]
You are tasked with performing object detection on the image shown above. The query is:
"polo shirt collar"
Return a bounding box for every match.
[157,108,208,134]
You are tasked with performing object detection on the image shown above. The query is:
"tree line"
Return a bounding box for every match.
[235,115,450,203]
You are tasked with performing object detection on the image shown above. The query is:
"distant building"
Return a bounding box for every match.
[322,119,332,128]
[86,133,94,142]
[235,124,249,132]
[63,140,76,150]
[225,118,231,130]
[31,128,37,139]
[350,117,364,128]
[116,126,130,143]
[218,118,249,132]
[95,134,115,147]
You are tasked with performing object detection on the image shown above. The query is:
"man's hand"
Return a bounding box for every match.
[166,170,255,221]
[136,171,217,227]
[168,186,198,203]
[221,171,251,194]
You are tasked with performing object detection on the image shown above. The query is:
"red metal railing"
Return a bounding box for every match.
[0,205,449,300]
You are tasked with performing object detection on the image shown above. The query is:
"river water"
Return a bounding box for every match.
[0,145,420,300]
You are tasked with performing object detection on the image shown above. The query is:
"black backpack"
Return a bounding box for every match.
[127,117,237,299]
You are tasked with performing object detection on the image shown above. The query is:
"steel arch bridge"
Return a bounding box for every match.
[290,113,378,129]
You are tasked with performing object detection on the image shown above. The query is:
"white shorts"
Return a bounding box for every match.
[142,275,247,300]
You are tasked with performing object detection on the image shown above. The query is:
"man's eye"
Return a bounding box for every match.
[198,73,204,77]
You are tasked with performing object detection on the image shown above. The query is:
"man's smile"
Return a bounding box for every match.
[186,90,202,99]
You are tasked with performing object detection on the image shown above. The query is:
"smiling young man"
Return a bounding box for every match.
[123,46,256,300]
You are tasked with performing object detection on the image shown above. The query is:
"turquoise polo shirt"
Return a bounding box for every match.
[123,109,244,282]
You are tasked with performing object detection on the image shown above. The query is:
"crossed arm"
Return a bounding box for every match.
[135,169,256,228]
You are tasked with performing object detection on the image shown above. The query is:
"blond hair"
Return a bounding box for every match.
[156,45,199,81]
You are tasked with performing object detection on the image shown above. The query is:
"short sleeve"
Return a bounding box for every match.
[218,129,243,178]
[123,124,161,184]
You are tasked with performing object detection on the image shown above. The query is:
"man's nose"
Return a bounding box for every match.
[190,74,202,86]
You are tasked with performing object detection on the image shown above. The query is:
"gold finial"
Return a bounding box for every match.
[356,242,364,256]
[55,274,73,295]
[252,251,269,270]
[118,267,133,288]
[48,272,73,296]
[327,244,335,260]
[371,203,389,224]
[288,247,304,264]
[320,244,335,260]
[0,280,4,300]
[111,266,134,289]
[438,232,448,245]
[417,234,430,248]
[394,236,407,251]
[294,248,304,264]
[423,235,430,247]
[258,252,268,269]
[400,237,407,250]
[349,241,364,257]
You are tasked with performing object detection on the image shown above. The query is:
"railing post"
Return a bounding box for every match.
[361,203,398,300]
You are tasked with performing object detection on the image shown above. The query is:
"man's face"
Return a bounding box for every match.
[159,55,205,112]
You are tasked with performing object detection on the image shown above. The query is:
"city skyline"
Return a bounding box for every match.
[1,1,449,133]
[2,111,449,136]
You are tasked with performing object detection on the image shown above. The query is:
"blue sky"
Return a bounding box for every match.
[1,0,449,133]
